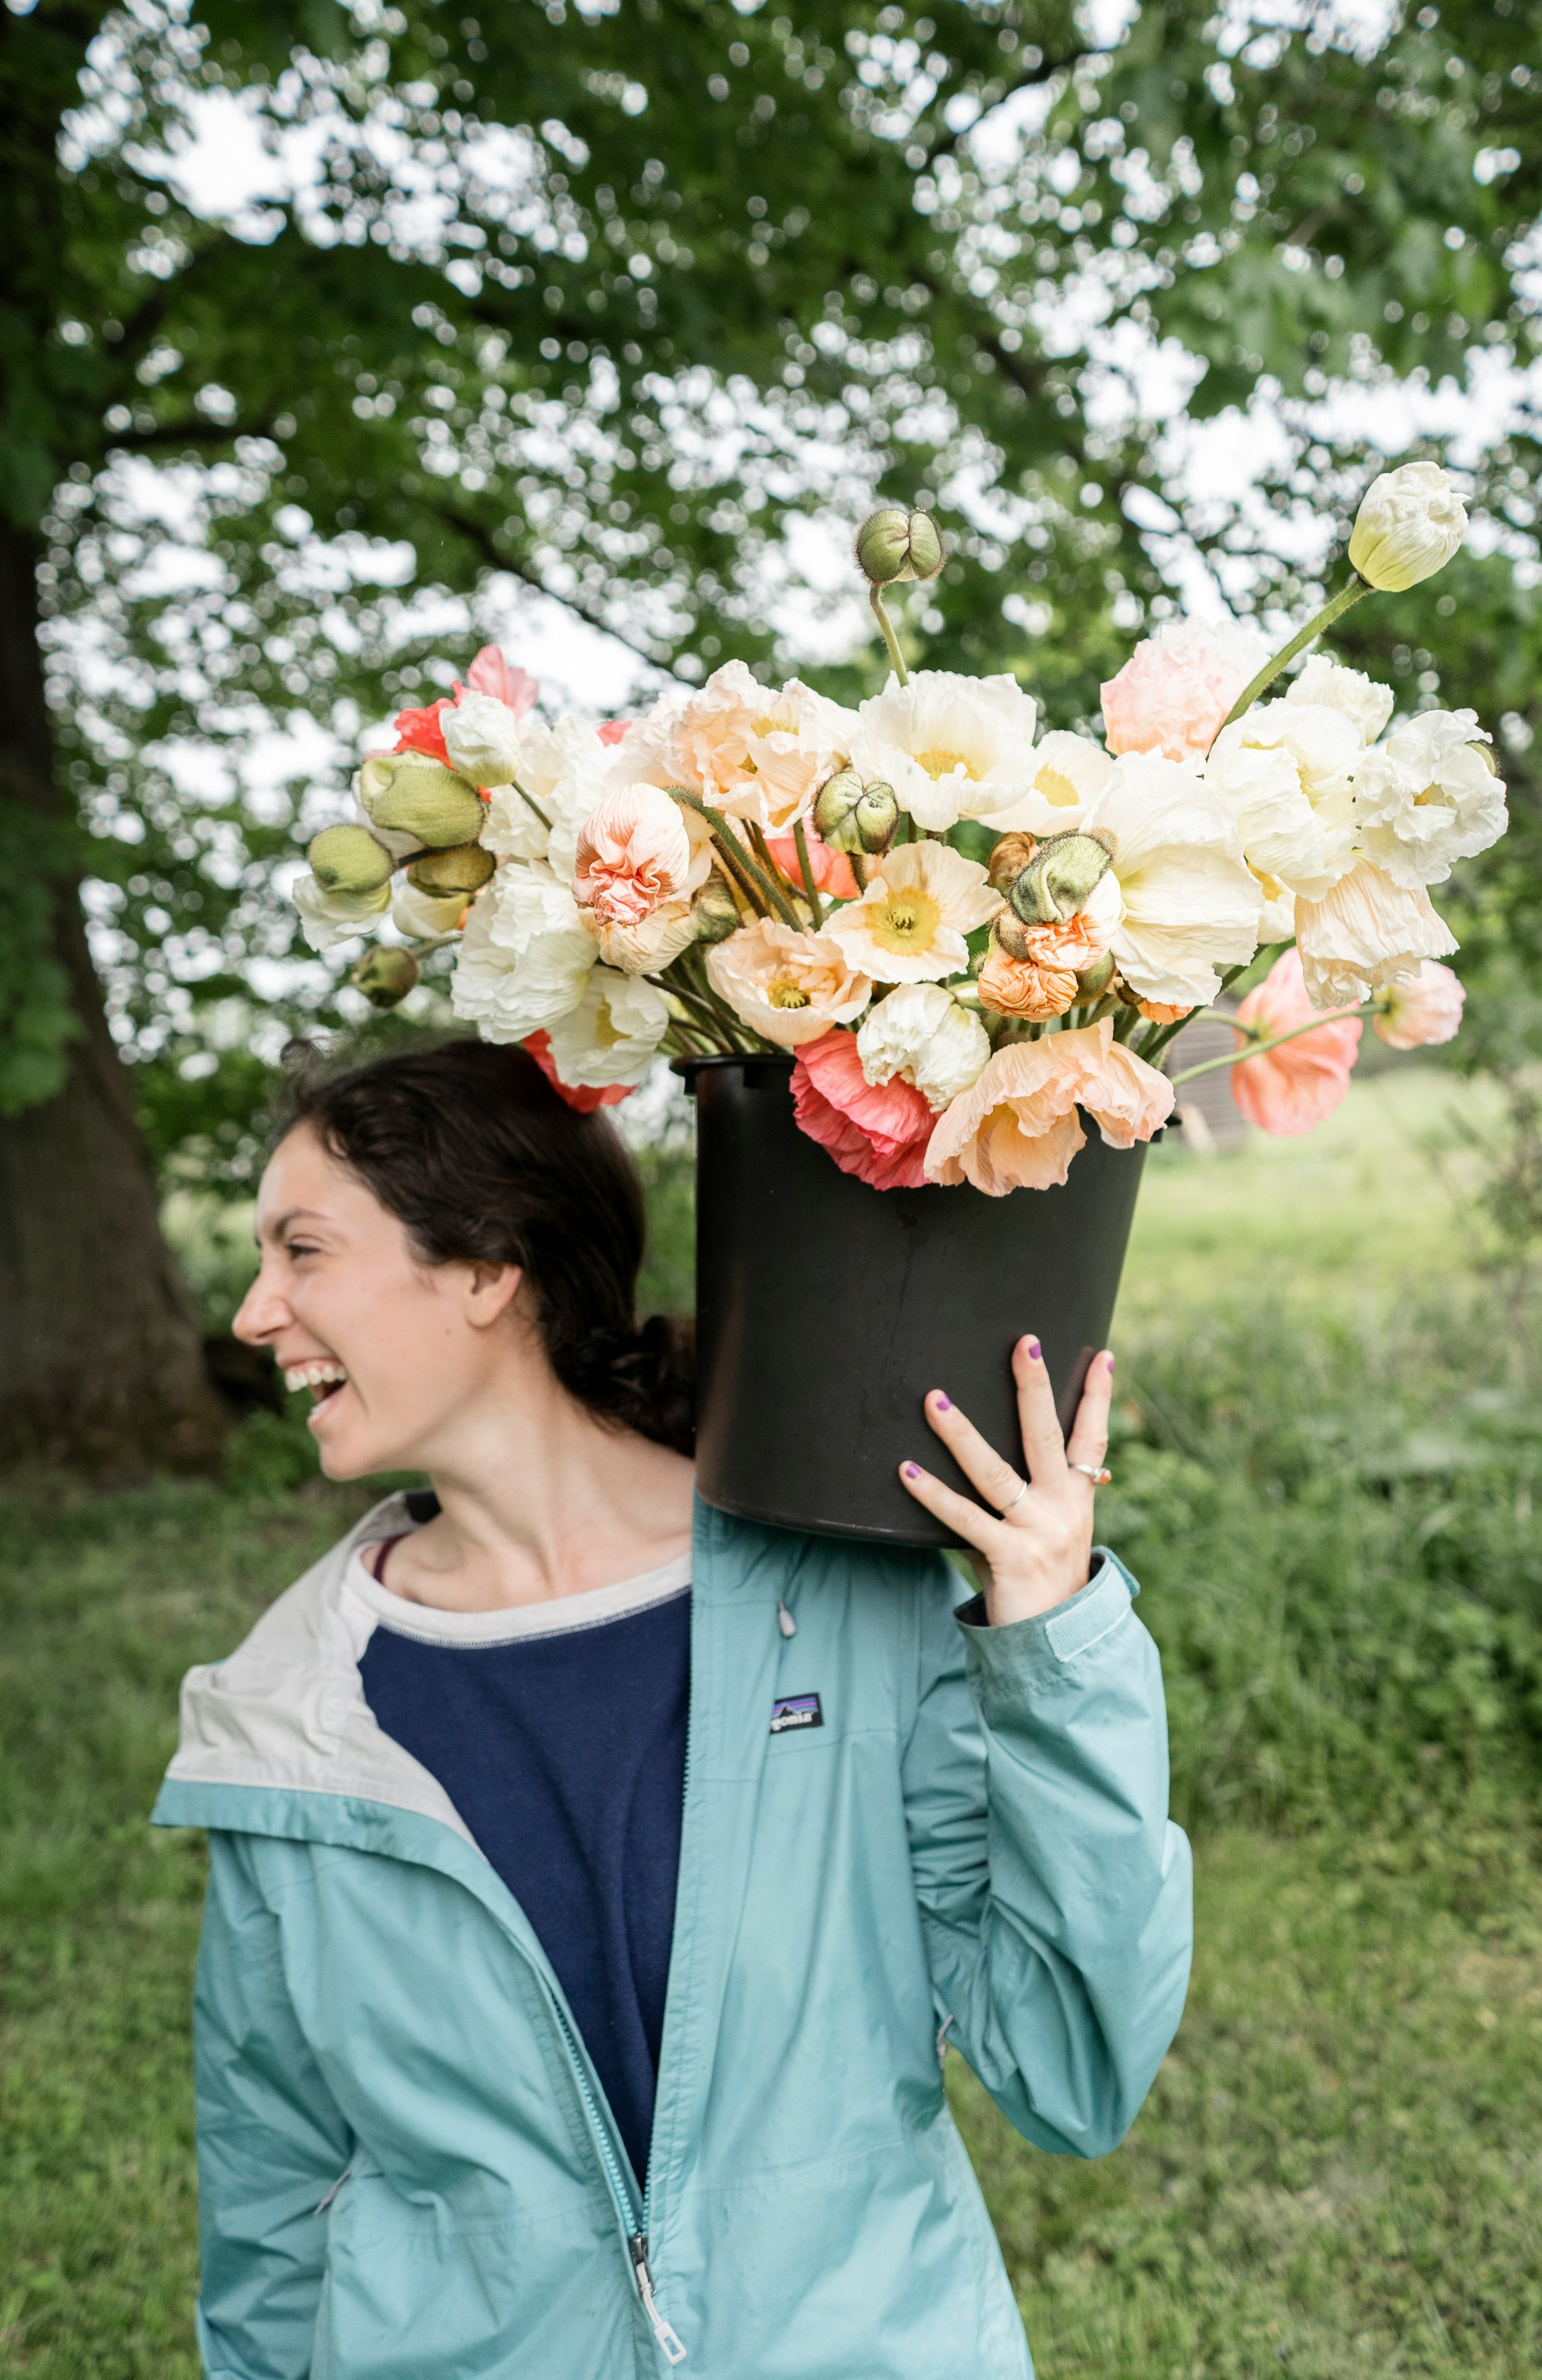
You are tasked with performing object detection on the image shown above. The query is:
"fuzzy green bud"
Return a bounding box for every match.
[853,781,900,854]
[854,506,946,587]
[308,823,394,896]
[1007,831,1112,927]
[405,842,495,898]
[359,751,486,848]
[1076,950,1117,1001]
[691,874,742,946]
[351,946,420,1009]
[812,769,865,850]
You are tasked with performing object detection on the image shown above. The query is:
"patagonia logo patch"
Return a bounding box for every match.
[770,1691,823,1735]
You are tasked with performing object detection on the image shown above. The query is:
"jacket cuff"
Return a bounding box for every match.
[953,1549,1138,1697]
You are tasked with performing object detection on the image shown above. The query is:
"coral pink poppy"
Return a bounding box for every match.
[792,1029,936,1190]
[461,644,539,719]
[596,717,635,747]
[924,1023,1174,1195]
[393,697,453,762]
[524,1031,632,1111]
[574,785,696,926]
[765,824,861,903]
[1229,946,1361,1135]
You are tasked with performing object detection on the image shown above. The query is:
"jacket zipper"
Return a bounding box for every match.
[547,1993,687,2363]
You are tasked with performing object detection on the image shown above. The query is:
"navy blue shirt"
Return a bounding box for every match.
[355,1546,691,2186]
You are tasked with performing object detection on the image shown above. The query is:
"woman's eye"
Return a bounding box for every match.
[286,1241,322,1259]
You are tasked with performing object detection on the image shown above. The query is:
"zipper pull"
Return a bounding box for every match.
[313,2163,352,2217]
[629,2233,688,2364]
[777,1598,797,1638]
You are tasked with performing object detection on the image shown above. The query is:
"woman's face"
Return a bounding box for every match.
[233,1123,520,1479]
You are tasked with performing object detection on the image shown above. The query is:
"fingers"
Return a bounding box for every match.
[1013,1334,1068,1485]
[923,1391,1024,1512]
[1065,1349,1115,1475]
[898,1457,1007,1555]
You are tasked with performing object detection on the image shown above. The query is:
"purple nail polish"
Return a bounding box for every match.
[903,1462,921,1480]
[1106,1353,1116,1375]
[934,1392,952,1411]
[1026,1337,1041,1361]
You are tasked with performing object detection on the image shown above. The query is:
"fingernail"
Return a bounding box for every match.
[903,1462,921,1480]
[1026,1337,1041,1361]
[934,1392,952,1411]
[1106,1353,1116,1375]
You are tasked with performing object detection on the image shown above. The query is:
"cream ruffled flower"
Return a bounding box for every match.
[1295,858,1458,1008]
[1204,700,1361,900]
[1352,710,1507,890]
[856,984,992,1110]
[822,840,1001,985]
[442,689,523,788]
[293,871,391,952]
[1077,754,1263,1007]
[707,919,872,1048]
[481,716,610,873]
[449,862,596,1042]
[924,1022,1175,1196]
[616,663,857,836]
[542,966,671,1088]
[1287,654,1394,746]
[847,670,1045,832]
[582,897,701,977]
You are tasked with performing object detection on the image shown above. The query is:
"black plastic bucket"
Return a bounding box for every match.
[681,1054,1148,1548]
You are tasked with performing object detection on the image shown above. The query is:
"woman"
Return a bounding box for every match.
[155,1038,1191,2380]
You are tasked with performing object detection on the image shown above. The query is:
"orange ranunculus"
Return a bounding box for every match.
[924,1022,1174,1195]
[1229,946,1361,1136]
[976,945,1079,1022]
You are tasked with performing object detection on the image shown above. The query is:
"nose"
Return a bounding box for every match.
[232,1262,292,1348]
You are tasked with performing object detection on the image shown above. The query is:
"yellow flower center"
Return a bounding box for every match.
[869,889,942,955]
[768,977,811,1008]
[914,747,978,781]
[592,1001,624,1049]
[1037,766,1081,808]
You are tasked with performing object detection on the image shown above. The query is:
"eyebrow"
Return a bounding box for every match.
[257,1206,331,1244]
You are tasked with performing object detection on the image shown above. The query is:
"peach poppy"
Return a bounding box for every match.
[976,946,1080,1022]
[1229,946,1362,1136]
[574,785,696,926]
[1374,960,1465,1050]
[924,1022,1175,1195]
[1100,618,1266,763]
[791,1030,935,1190]
[705,919,872,1049]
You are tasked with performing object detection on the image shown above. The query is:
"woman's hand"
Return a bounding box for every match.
[899,1335,1114,1627]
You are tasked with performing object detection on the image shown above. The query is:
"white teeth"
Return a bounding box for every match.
[282,1361,348,1394]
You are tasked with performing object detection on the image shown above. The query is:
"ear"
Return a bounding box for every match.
[462,1261,524,1330]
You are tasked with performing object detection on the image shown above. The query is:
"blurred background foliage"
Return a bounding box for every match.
[4,0,1538,1193]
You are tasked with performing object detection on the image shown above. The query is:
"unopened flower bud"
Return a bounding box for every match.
[854,506,946,587]
[1076,950,1117,1001]
[1007,831,1112,927]
[405,842,495,898]
[307,824,393,896]
[986,832,1038,895]
[359,750,486,847]
[1348,461,1467,593]
[351,946,420,1008]
[812,769,865,850]
[691,874,742,946]
[854,781,900,854]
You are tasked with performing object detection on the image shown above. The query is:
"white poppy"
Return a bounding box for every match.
[442,689,523,787]
[1352,709,1507,890]
[856,984,992,1110]
[292,871,391,953]
[1024,730,1114,823]
[1287,654,1394,746]
[1078,753,1264,1008]
[821,840,1002,985]
[481,714,613,877]
[391,879,470,939]
[449,862,596,1043]
[543,967,671,1088]
[847,670,1043,832]
[1204,700,1360,899]
[1295,858,1458,1008]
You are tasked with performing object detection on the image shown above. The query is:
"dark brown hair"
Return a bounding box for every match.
[278,1039,693,1455]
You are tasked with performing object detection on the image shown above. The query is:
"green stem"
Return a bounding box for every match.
[509,778,552,831]
[1213,574,1371,740]
[1168,1002,1372,1088]
[869,582,908,685]
[790,819,825,927]
[668,789,801,928]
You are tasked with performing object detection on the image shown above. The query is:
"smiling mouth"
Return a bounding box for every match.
[283,1359,349,1405]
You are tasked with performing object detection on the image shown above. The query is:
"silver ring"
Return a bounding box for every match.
[999,1476,1029,1513]
[1068,1461,1111,1486]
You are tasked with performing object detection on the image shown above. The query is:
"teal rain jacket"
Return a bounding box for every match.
[153,1492,1192,2379]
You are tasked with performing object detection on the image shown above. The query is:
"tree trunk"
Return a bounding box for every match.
[0,527,228,1472]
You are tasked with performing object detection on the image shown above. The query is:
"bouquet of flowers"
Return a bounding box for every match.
[294,462,1506,1193]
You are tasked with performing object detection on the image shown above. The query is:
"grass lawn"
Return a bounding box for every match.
[3,1065,1540,2376]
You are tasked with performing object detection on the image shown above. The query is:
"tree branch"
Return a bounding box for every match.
[432,502,692,683]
